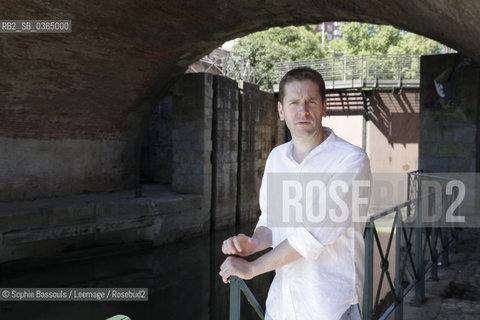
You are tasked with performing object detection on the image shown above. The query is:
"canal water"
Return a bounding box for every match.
[0,221,396,320]
[0,222,273,320]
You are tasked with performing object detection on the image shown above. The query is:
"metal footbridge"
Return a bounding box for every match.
[273,54,421,91]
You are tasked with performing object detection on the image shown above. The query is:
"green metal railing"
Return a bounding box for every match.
[273,54,421,83]
[272,54,421,90]
[229,276,265,320]
[363,170,462,319]
[229,170,462,320]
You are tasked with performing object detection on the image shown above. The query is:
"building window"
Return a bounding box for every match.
[327,25,333,31]
[327,34,332,40]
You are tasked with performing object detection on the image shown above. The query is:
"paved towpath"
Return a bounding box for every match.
[397,228,480,320]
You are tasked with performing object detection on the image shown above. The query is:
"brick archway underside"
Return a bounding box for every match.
[1,0,479,200]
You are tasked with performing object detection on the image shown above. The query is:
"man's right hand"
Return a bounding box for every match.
[222,233,259,257]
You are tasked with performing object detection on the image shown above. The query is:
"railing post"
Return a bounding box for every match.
[441,192,450,266]
[412,180,425,305]
[229,276,241,320]
[428,188,439,281]
[429,226,439,281]
[363,220,374,320]
[395,208,403,320]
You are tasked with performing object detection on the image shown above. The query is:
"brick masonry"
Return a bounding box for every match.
[2,1,480,202]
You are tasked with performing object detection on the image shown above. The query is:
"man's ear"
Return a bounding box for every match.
[322,99,327,118]
[277,101,285,121]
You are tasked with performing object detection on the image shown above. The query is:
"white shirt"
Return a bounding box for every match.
[256,127,371,320]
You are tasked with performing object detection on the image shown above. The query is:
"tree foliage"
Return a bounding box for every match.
[329,22,443,56]
[232,25,324,90]
[231,22,444,90]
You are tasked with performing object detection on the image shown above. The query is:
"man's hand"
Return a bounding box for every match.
[219,239,302,285]
[222,233,259,257]
[219,256,255,284]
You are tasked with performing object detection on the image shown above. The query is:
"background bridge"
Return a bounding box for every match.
[273,54,421,91]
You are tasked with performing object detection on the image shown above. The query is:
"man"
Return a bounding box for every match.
[219,67,371,320]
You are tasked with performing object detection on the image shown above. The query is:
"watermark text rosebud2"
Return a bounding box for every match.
[265,172,471,228]
[281,179,370,224]
[418,179,466,223]
[267,172,372,227]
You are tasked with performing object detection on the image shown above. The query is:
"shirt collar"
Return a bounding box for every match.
[285,127,336,165]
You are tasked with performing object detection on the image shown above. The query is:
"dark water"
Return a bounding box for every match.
[0,223,273,320]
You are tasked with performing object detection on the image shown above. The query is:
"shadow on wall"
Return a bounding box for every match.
[368,89,419,145]
[140,95,173,185]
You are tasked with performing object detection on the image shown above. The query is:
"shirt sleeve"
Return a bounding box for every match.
[287,152,372,260]
[254,153,276,247]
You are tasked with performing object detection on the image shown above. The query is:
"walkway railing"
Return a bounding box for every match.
[363,170,462,319]
[229,170,462,320]
[229,276,265,320]
[193,49,257,84]
[272,54,421,90]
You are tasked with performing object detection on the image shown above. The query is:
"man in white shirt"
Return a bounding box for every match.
[219,67,371,320]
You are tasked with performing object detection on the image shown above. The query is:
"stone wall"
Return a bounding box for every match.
[171,73,213,195]
[0,72,280,263]
[170,73,213,237]
[169,74,280,230]
[257,91,283,195]
[211,76,239,230]
[237,82,260,224]
[419,54,480,172]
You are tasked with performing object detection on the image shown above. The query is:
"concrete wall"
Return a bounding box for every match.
[170,73,213,238]
[323,115,364,148]
[141,96,173,184]
[368,90,420,173]
[171,74,213,195]
[323,90,420,209]
[419,54,479,172]
[0,137,131,201]
[323,90,419,174]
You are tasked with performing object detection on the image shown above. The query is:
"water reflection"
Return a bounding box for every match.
[0,222,273,320]
[0,221,396,320]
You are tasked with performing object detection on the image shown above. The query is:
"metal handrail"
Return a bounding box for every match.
[195,50,257,84]
[228,170,462,320]
[272,54,421,88]
[229,276,265,320]
[363,171,462,320]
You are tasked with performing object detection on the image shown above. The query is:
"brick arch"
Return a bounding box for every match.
[1,0,479,200]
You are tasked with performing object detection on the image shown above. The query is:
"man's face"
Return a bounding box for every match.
[278,79,327,141]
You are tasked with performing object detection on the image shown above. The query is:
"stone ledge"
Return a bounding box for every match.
[0,184,208,263]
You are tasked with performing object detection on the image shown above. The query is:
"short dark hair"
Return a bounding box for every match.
[278,67,326,104]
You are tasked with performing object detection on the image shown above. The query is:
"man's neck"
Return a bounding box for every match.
[291,129,326,163]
